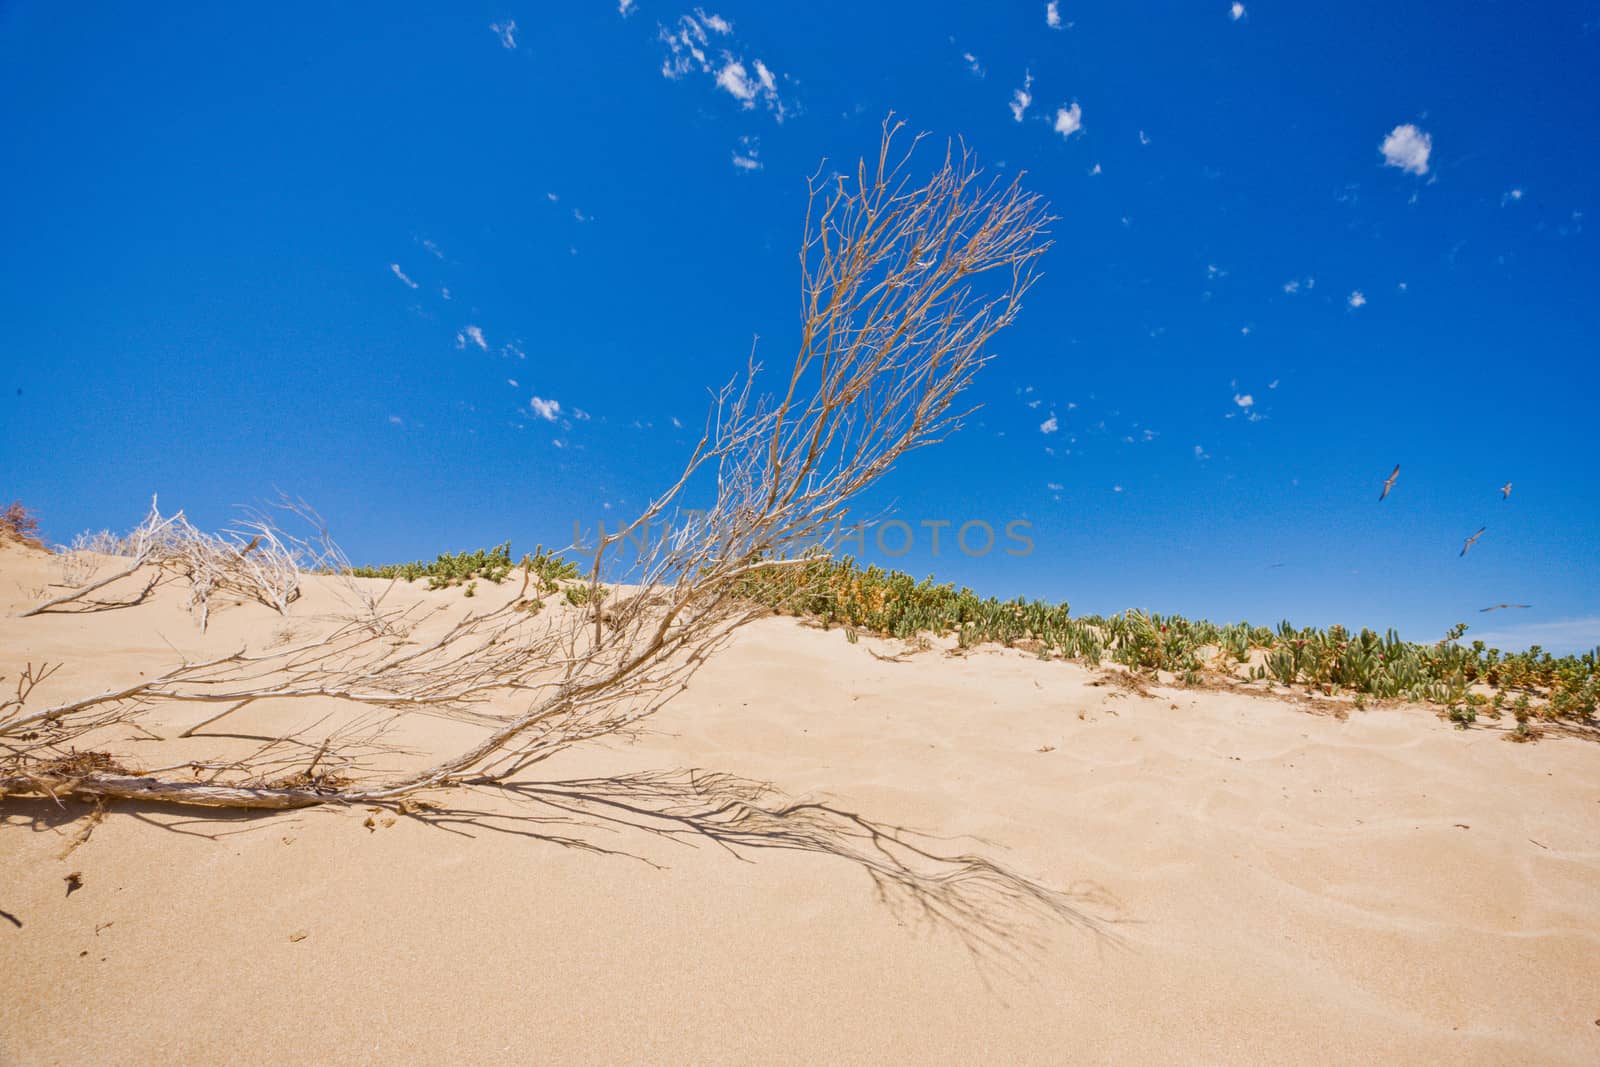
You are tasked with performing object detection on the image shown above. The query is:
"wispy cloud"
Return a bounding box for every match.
[1380,123,1432,176]
[1040,414,1059,434]
[489,20,517,49]
[659,10,788,120]
[457,325,488,351]
[530,396,561,421]
[1053,103,1083,138]
[731,135,762,171]
[389,263,418,289]
[1502,187,1525,205]
[1229,3,1246,21]
[962,51,985,77]
[1348,290,1366,308]
[1009,70,1034,122]
[619,0,636,16]
[1233,392,1254,409]
[1046,2,1063,29]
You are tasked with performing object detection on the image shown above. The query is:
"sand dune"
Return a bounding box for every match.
[2,541,1598,1064]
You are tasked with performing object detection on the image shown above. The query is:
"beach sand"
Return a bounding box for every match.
[2,540,1597,1064]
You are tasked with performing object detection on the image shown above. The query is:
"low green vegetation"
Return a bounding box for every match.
[341,545,1595,731]
[350,543,582,592]
[734,556,1598,730]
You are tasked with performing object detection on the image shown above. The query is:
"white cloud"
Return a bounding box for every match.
[1348,290,1366,308]
[731,135,762,171]
[1089,162,1102,175]
[1283,279,1300,294]
[457,325,488,351]
[1046,2,1062,29]
[962,52,985,77]
[441,287,452,300]
[1009,70,1034,122]
[1268,379,1279,389]
[660,11,787,119]
[530,396,561,421]
[1047,481,1064,491]
[489,20,516,49]
[545,192,559,202]
[1380,124,1432,176]
[1233,393,1254,408]
[507,378,519,387]
[388,414,404,426]
[1138,129,1151,146]
[1502,187,1525,205]
[1194,444,1211,460]
[421,238,444,260]
[715,60,756,101]
[619,0,636,15]
[1053,103,1083,138]
[1230,3,1245,20]
[389,263,418,289]
[671,416,684,429]
[1040,415,1059,434]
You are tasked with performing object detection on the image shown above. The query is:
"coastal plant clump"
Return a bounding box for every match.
[349,544,582,594]
[733,555,1598,731]
[350,542,516,588]
[1,501,47,550]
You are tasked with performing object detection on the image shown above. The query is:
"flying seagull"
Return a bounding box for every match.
[1378,464,1400,501]
[1500,482,1513,500]
[1460,526,1486,556]
[1479,603,1531,613]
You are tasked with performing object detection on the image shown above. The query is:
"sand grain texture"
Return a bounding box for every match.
[2,544,1597,1064]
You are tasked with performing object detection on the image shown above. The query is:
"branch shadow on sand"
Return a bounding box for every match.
[416,767,1128,965]
[3,767,1127,967]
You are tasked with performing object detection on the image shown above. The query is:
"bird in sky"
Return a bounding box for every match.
[1378,464,1400,501]
[1460,526,1486,556]
[1479,603,1531,612]
[1500,482,1513,500]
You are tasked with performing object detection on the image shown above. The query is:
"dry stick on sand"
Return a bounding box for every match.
[1,118,1052,812]
[19,499,303,631]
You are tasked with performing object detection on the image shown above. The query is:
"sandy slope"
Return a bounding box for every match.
[2,542,1597,1065]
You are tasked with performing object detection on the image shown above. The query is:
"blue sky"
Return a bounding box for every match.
[3,2,1597,652]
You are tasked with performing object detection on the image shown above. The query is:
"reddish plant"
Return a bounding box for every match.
[0,500,46,549]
